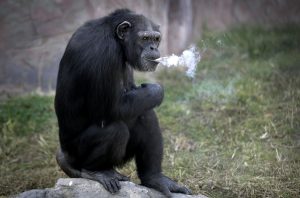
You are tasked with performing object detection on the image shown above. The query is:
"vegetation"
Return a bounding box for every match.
[1,26,299,197]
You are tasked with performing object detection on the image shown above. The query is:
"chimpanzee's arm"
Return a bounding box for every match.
[119,83,164,119]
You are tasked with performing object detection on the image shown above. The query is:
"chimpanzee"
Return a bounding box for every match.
[55,9,191,197]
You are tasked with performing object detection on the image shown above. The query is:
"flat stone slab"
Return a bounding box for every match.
[15,178,208,198]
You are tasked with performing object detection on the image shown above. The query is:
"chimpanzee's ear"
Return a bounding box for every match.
[116,21,132,40]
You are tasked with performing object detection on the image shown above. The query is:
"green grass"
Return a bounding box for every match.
[0,96,62,196]
[1,26,300,197]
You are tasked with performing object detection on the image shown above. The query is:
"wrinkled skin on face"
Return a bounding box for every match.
[116,15,161,71]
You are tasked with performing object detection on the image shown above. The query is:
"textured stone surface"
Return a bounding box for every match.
[15,178,208,198]
[0,0,299,95]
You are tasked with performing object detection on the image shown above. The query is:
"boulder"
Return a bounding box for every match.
[15,178,208,198]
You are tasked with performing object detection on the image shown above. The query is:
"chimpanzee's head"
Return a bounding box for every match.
[116,12,161,72]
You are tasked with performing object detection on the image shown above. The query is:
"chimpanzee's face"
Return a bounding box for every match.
[116,15,161,71]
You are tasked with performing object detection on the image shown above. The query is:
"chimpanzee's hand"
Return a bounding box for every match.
[119,83,164,119]
[141,174,192,198]
[140,83,164,107]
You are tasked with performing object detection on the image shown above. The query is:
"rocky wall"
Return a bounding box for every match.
[0,0,299,94]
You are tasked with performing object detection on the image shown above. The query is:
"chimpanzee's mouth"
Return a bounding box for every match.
[139,57,160,72]
[144,58,160,64]
[146,58,159,71]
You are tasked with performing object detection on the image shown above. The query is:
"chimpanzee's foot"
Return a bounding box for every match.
[141,173,192,198]
[81,169,129,193]
[112,169,130,181]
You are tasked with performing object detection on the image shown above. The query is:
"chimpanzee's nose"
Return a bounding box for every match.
[150,43,158,51]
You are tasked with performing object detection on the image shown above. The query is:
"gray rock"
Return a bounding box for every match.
[15,178,208,198]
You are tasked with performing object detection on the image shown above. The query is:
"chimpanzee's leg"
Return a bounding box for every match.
[79,122,129,169]
[129,110,192,197]
[56,121,129,193]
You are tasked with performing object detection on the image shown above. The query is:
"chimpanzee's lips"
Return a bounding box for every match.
[145,58,160,64]
[140,57,159,72]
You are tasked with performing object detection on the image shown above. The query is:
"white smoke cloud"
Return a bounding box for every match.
[156,45,201,78]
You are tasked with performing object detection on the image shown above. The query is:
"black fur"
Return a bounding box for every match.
[55,9,191,197]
